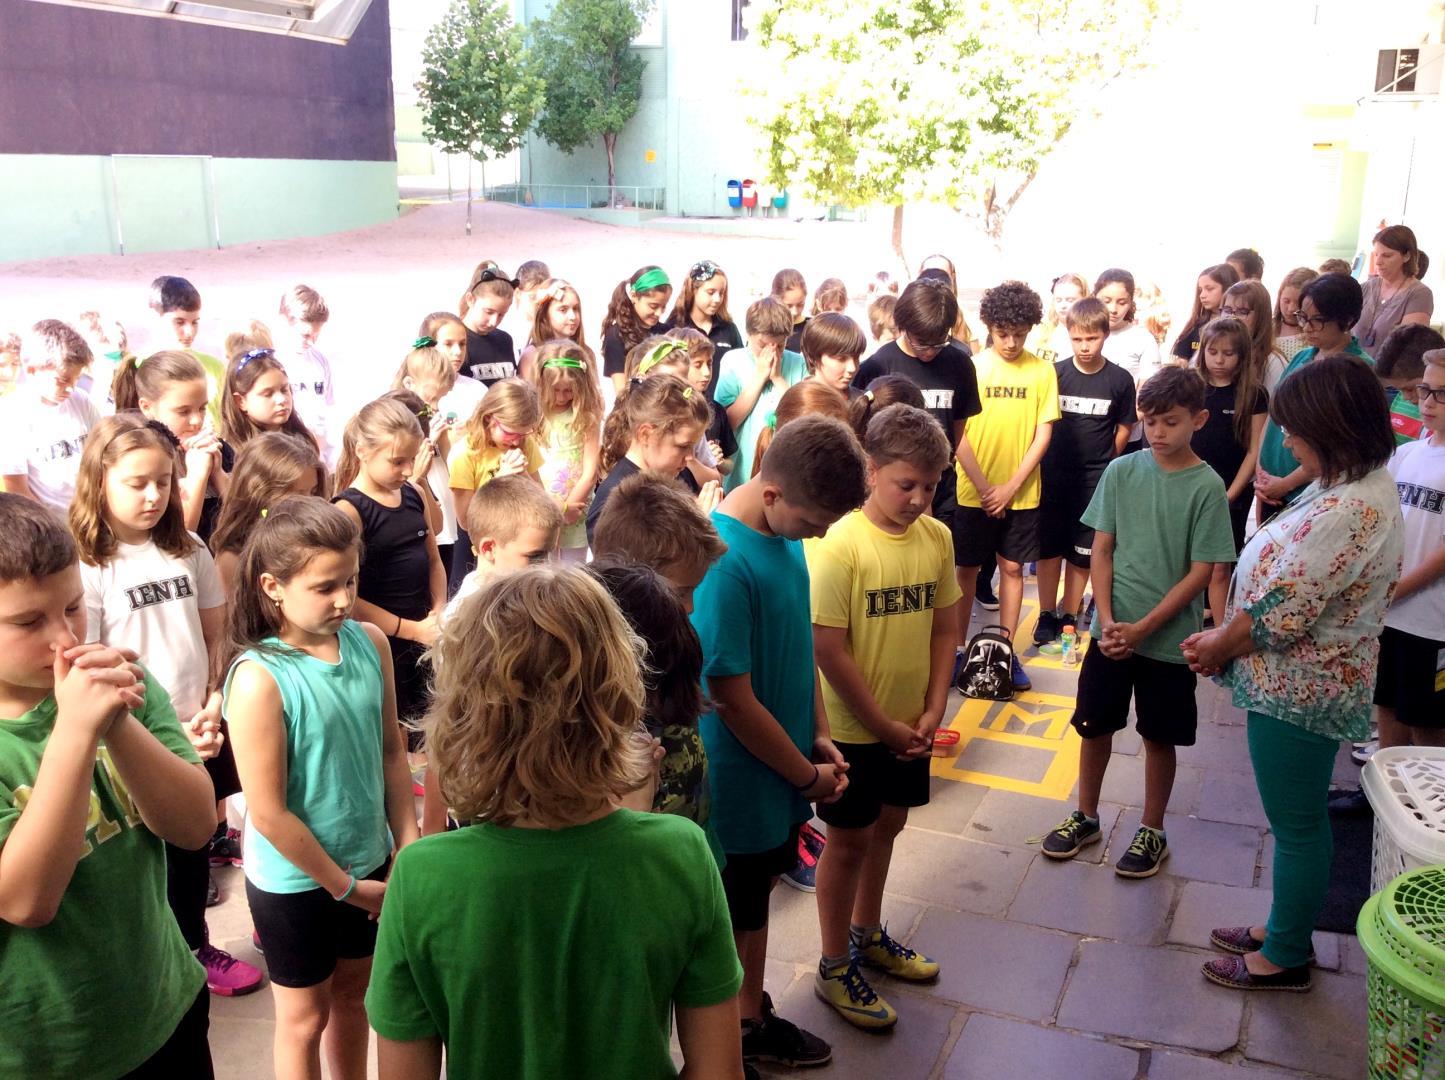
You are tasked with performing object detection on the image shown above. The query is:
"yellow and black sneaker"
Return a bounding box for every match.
[814,956,898,1030]
[852,926,940,982]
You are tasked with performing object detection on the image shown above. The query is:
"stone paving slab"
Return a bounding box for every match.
[1176,720,1257,773]
[1057,940,1246,1052]
[1111,808,1264,888]
[1243,970,1368,1080]
[1147,1049,1306,1079]
[906,776,990,836]
[765,884,922,966]
[943,1014,1142,1079]
[1077,753,1205,815]
[1007,857,1176,944]
[1166,882,1342,971]
[1194,767,1273,829]
[886,830,1034,916]
[910,907,1079,1021]
[964,788,1123,864]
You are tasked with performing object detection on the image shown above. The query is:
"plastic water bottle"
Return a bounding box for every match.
[1061,625,1078,666]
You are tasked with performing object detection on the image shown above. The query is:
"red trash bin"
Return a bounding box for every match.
[741,179,758,209]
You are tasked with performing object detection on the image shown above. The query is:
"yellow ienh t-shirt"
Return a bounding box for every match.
[955,348,1061,509]
[448,436,544,491]
[805,510,962,745]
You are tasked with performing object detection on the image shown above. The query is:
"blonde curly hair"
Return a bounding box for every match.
[424,565,652,827]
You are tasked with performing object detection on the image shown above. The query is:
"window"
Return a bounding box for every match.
[21,0,376,44]
[731,0,749,41]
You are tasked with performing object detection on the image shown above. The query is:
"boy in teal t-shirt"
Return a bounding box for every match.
[0,494,216,1077]
[692,415,868,1068]
[1042,369,1235,878]
[714,297,809,490]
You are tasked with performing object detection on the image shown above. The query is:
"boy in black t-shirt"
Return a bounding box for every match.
[1035,300,1137,649]
[854,280,982,549]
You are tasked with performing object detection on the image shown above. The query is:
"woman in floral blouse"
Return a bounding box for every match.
[1182,353,1402,992]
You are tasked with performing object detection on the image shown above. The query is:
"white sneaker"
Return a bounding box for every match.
[1350,739,1379,766]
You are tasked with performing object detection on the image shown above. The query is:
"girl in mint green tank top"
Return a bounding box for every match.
[220,497,418,1078]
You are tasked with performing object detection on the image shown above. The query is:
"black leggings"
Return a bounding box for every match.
[165,842,209,950]
[119,988,213,1079]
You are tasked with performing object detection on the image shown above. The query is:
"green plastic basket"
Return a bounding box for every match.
[1359,867,1445,1079]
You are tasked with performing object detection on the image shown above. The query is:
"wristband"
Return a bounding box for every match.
[334,873,357,902]
[793,764,820,792]
[394,614,404,637]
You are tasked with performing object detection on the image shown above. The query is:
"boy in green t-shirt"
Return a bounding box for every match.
[149,274,227,425]
[807,405,960,1030]
[0,494,217,1077]
[1042,369,1235,878]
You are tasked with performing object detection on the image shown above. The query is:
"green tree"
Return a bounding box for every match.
[746,0,1167,266]
[417,0,543,233]
[530,0,655,202]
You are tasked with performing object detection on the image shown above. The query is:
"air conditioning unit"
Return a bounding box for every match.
[1374,44,1445,98]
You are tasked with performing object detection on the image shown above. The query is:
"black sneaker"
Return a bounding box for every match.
[1041,811,1102,859]
[206,870,221,908]
[975,573,1000,612]
[1115,826,1169,878]
[1033,609,1060,647]
[742,991,832,1067]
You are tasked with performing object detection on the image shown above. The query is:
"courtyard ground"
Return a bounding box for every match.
[205,589,1369,1080]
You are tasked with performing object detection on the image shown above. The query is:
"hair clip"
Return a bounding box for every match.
[765,411,777,430]
[543,357,587,372]
[417,404,434,422]
[143,418,181,452]
[133,355,144,369]
[630,268,671,295]
[635,339,687,378]
[259,508,268,519]
[683,387,695,401]
[865,389,875,401]
[689,260,721,282]
[413,336,436,349]
[236,348,274,373]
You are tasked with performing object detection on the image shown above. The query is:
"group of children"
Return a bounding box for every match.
[1,242,1442,1079]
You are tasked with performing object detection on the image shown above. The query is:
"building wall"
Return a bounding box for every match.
[0,0,398,260]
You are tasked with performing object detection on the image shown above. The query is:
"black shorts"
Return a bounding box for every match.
[817,741,931,829]
[204,737,241,802]
[1039,473,1100,568]
[119,989,212,1080]
[1072,643,1198,746]
[245,859,390,988]
[1373,626,1445,730]
[953,505,1041,567]
[720,824,801,933]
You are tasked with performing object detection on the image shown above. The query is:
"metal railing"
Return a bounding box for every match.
[484,184,665,211]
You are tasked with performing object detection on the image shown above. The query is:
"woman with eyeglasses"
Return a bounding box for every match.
[1254,274,1370,509]
[1355,225,1434,354]
[1182,354,1401,993]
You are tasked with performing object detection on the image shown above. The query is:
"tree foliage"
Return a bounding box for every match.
[746,0,1167,251]
[531,0,655,194]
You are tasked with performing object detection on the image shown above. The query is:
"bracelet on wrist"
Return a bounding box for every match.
[394,613,404,637]
[793,764,820,792]
[333,873,357,902]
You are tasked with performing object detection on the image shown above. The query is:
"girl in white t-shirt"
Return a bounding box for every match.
[68,413,264,998]
[391,342,462,570]
[1093,268,1162,449]
[420,312,487,424]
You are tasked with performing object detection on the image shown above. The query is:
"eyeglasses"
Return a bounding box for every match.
[1414,384,1445,404]
[1219,306,1252,318]
[689,260,721,282]
[908,333,950,352]
[1290,311,1330,331]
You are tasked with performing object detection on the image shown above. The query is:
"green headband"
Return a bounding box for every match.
[635,340,687,377]
[413,336,436,349]
[630,268,670,294]
[765,411,777,430]
[543,357,588,372]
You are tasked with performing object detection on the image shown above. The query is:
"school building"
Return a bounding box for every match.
[0,0,398,261]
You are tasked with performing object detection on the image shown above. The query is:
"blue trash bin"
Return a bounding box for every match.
[726,179,742,209]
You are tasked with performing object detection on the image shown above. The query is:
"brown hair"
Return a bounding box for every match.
[868,295,897,340]
[666,326,715,362]
[69,414,194,566]
[600,267,672,353]
[423,564,651,827]
[1270,353,1394,484]
[112,349,206,413]
[893,280,959,343]
[1064,297,1111,337]
[220,347,318,451]
[391,344,458,399]
[1223,280,1278,386]
[529,279,593,361]
[592,472,727,571]
[1196,317,1262,447]
[418,311,466,341]
[848,374,926,440]
[1273,266,1319,335]
[669,261,733,330]
[1173,263,1240,353]
[1092,268,1139,323]
[208,434,326,557]
[810,277,849,316]
[864,403,951,474]
[460,378,541,458]
[334,396,424,492]
[745,296,794,340]
[752,380,849,478]
[760,414,869,516]
[466,472,564,545]
[223,321,274,364]
[801,313,867,369]
[771,268,807,302]
[916,255,976,343]
[1137,366,1206,416]
[1319,258,1352,276]
[517,260,551,291]
[278,284,329,326]
[459,259,517,317]
[601,374,710,474]
[0,493,76,584]
[29,319,92,369]
[1423,348,1445,371]
[530,339,605,443]
[1375,225,1422,279]
[1377,325,1445,380]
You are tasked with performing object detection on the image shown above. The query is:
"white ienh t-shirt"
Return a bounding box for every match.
[0,388,104,512]
[81,536,225,720]
[1386,438,1445,642]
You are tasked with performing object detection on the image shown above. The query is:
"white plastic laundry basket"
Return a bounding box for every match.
[1362,747,1445,894]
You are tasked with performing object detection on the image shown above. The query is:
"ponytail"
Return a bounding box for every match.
[601,374,709,475]
[112,349,206,413]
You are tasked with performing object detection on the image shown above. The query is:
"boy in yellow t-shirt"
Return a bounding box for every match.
[955,281,1060,691]
[806,404,960,1031]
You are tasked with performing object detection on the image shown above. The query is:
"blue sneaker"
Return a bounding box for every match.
[1011,653,1032,692]
[781,822,824,892]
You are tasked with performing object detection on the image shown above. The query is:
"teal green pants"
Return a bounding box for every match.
[1247,710,1339,968]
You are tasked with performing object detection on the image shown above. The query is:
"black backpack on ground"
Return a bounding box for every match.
[955,624,1014,700]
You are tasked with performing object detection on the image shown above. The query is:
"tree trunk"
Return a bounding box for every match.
[466,158,473,237]
[604,133,618,205]
[891,205,909,278]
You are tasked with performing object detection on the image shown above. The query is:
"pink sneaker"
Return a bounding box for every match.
[199,942,265,996]
[207,826,243,868]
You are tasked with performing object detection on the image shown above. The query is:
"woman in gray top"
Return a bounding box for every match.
[1355,224,1433,354]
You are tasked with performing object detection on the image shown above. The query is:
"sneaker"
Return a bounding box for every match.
[1033,609,1060,647]
[207,826,243,868]
[1041,810,1103,859]
[975,576,1000,612]
[814,956,898,1031]
[205,871,221,908]
[198,941,265,996]
[1115,825,1169,878]
[742,991,832,1067]
[1351,729,1379,750]
[744,1063,761,1080]
[1350,739,1379,766]
[1081,596,1096,629]
[852,925,939,981]
[1010,653,1032,692]
[1327,788,1370,815]
[251,929,264,954]
[782,822,826,893]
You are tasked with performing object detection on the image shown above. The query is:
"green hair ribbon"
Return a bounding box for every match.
[635,340,687,378]
[630,268,671,294]
[413,336,436,349]
[105,350,124,362]
[132,355,143,369]
[765,411,777,430]
[543,357,588,372]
